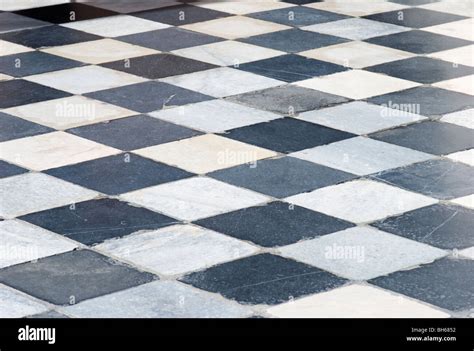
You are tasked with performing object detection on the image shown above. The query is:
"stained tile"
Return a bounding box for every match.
[121,177,270,221]
[433,75,474,96]
[0,79,70,109]
[248,6,349,27]
[0,173,97,218]
[161,67,283,98]
[42,38,158,64]
[101,53,217,79]
[0,250,155,305]
[237,54,347,83]
[68,115,200,150]
[0,161,26,179]
[292,137,434,176]
[180,253,347,305]
[0,285,48,318]
[181,16,290,40]
[366,30,471,54]
[0,220,77,269]
[267,284,449,318]
[227,85,349,115]
[149,100,280,133]
[285,179,437,223]
[46,153,193,196]
[364,7,466,29]
[300,41,415,69]
[61,15,170,37]
[0,12,50,33]
[196,201,354,247]
[279,226,446,280]
[133,4,230,25]
[96,224,258,275]
[209,156,356,198]
[0,51,82,77]
[296,70,420,100]
[85,81,213,113]
[441,109,474,129]
[0,111,53,142]
[373,204,474,250]
[373,159,474,200]
[366,56,474,84]
[62,281,251,318]
[117,27,223,51]
[222,118,355,154]
[240,28,349,53]
[370,121,474,155]
[0,40,33,56]
[171,40,285,66]
[295,101,426,135]
[20,198,177,246]
[0,25,101,49]
[371,257,474,311]
[368,86,473,116]
[3,95,136,130]
[302,18,409,40]
[134,134,276,174]
[0,131,119,171]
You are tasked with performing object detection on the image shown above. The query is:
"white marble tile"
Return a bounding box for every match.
[182,16,290,39]
[0,40,33,56]
[291,137,434,176]
[0,284,48,318]
[4,95,136,130]
[305,2,408,16]
[459,247,474,260]
[440,108,474,129]
[150,100,280,133]
[172,40,285,66]
[135,134,277,174]
[121,177,270,221]
[0,131,120,171]
[267,284,450,318]
[161,67,283,98]
[25,65,147,94]
[0,73,12,81]
[295,101,425,135]
[196,1,294,15]
[450,194,474,209]
[300,41,415,69]
[302,18,409,41]
[433,75,474,96]
[0,173,97,218]
[279,226,447,280]
[61,15,170,37]
[0,0,68,11]
[446,149,474,166]
[424,18,474,41]
[96,224,258,275]
[0,220,77,269]
[428,45,474,67]
[296,70,420,100]
[42,39,158,64]
[285,179,438,223]
[61,280,252,318]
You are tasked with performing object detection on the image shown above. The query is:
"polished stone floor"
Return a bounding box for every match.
[0,0,473,318]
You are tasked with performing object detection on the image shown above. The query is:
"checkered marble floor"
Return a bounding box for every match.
[0,0,473,319]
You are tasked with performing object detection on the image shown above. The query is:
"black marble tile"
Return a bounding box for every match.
[371,258,474,311]
[101,53,217,79]
[365,56,474,84]
[0,80,71,109]
[117,27,223,52]
[133,4,230,25]
[373,204,474,250]
[20,198,178,245]
[226,85,350,115]
[0,250,156,305]
[180,253,347,305]
[373,159,474,200]
[28,311,69,319]
[0,12,50,33]
[240,28,349,53]
[366,30,471,54]
[195,201,354,247]
[0,111,53,142]
[370,121,474,155]
[85,81,214,113]
[0,51,83,77]
[0,160,27,179]
[237,54,347,83]
[209,156,356,198]
[391,0,441,5]
[221,117,355,153]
